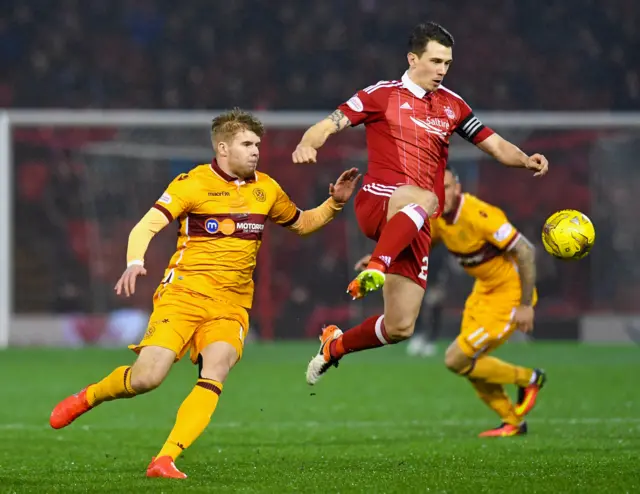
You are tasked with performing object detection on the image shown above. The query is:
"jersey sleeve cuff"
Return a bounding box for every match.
[505,231,521,251]
[472,126,495,144]
[336,103,360,126]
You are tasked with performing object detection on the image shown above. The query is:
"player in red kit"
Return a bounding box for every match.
[292,22,549,385]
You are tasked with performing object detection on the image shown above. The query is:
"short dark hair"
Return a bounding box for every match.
[211,108,265,144]
[446,165,460,182]
[409,22,454,57]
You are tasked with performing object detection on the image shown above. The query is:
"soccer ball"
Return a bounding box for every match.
[541,209,595,260]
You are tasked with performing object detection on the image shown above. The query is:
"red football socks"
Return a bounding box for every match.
[330,315,392,359]
[370,203,428,271]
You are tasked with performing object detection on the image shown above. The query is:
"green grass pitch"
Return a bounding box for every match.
[1,342,639,493]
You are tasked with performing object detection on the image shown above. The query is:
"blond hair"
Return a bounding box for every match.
[211,108,265,144]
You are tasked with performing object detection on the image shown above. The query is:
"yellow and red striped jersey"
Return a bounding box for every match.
[152,161,300,308]
[431,193,526,294]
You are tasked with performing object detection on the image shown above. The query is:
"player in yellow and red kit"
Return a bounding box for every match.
[355,166,546,437]
[49,109,361,479]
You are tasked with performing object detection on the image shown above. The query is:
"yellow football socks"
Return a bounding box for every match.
[469,379,521,426]
[465,356,533,388]
[86,366,137,407]
[157,378,223,460]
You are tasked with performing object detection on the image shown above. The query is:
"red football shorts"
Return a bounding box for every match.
[354,183,432,289]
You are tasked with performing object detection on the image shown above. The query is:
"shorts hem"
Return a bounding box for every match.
[128,342,181,362]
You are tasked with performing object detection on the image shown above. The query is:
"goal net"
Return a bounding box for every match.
[3,111,640,347]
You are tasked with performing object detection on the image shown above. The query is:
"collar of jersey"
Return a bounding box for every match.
[402,71,427,99]
[210,159,256,183]
[442,193,465,224]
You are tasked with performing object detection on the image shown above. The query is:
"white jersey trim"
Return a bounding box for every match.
[438,85,465,102]
[363,80,402,94]
[362,183,398,198]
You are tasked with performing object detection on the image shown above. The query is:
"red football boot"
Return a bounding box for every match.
[478,422,528,438]
[515,369,547,418]
[146,456,187,479]
[49,386,93,430]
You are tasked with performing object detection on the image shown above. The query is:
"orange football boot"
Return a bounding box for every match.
[306,325,343,385]
[146,456,187,479]
[49,386,93,430]
[515,369,547,418]
[478,422,528,438]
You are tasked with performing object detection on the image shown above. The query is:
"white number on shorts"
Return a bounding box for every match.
[239,325,245,342]
[418,256,429,281]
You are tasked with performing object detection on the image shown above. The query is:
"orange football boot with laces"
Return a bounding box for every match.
[306,325,343,385]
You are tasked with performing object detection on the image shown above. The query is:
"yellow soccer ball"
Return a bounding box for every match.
[541,209,595,260]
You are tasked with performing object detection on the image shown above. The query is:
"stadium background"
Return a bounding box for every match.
[1,0,639,347]
[2,3,640,493]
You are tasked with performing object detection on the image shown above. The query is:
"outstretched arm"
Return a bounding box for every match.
[287,197,345,236]
[292,110,352,164]
[476,134,549,177]
[451,97,548,177]
[287,168,361,235]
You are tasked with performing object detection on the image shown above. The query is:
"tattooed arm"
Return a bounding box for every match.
[510,235,537,333]
[512,236,536,305]
[292,110,352,164]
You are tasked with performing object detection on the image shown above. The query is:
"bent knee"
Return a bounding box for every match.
[444,346,471,374]
[444,353,462,373]
[415,190,439,216]
[389,186,439,218]
[384,321,415,342]
[130,346,175,392]
[200,361,234,383]
[199,342,239,383]
[130,367,166,392]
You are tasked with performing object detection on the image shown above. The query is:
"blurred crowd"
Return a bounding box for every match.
[5,1,640,340]
[1,0,638,111]
[12,125,640,338]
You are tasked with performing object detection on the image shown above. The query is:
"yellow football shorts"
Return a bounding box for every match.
[456,288,538,358]
[129,284,249,363]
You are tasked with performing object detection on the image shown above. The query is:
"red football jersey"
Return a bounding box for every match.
[338,72,494,216]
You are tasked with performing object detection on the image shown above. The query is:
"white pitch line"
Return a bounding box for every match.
[2,417,640,431]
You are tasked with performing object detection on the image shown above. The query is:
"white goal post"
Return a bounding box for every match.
[1,109,640,349]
